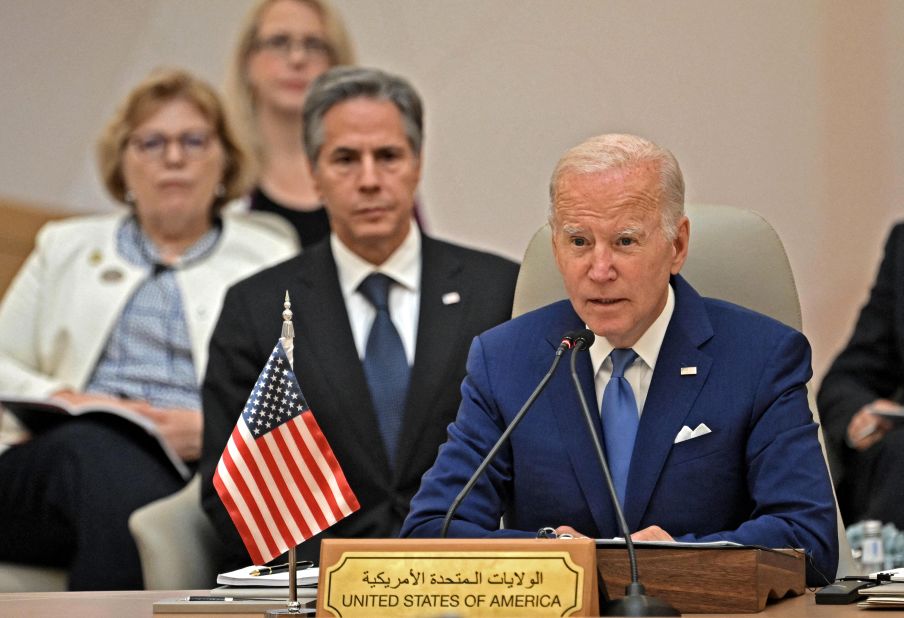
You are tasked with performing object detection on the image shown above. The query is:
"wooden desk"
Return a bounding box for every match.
[0,590,864,617]
[0,589,200,618]
[691,593,853,618]
[598,546,804,613]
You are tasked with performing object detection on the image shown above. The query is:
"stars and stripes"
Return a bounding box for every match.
[213,341,359,565]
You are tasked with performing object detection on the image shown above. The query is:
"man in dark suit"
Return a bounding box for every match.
[818,223,904,529]
[199,67,519,569]
[401,134,838,585]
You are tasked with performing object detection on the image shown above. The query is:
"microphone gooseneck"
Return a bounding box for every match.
[440,332,575,538]
[568,331,640,580]
[569,329,679,616]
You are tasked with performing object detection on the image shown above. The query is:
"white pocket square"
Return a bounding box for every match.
[673,423,712,444]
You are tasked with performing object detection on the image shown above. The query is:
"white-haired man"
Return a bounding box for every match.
[402,133,838,586]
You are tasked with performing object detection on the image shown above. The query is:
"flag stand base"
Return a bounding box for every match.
[265,605,307,616]
[265,546,309,615]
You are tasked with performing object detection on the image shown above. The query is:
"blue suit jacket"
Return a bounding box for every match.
[401,275,838,584]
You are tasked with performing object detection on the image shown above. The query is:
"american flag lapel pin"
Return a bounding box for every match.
[680,366,697,376]
[442,291,461,305]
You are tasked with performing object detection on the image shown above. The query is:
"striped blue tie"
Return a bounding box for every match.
[601,348,639,508]
[359,273,410,467]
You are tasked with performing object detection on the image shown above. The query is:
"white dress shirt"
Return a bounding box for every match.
[588,284,675,416]
[331,226,422,364]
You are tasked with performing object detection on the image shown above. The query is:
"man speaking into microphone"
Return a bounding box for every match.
[401,133,838,584]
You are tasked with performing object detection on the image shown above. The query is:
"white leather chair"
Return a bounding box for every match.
[0,562,66,592]
[128,474,227,589]
[513,203,855,577]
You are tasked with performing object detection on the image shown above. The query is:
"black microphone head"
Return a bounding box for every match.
[568,328,595,350]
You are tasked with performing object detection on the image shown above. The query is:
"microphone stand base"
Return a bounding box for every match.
[601,583,681,616]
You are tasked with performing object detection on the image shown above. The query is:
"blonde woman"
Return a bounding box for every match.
[224,0,356,246]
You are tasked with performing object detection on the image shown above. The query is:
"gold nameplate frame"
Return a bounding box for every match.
[317,538,599,617]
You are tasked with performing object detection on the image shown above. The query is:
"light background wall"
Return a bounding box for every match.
[1,0,902,387]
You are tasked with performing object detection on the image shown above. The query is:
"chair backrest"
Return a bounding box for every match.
[128,475,227,589]
[0,196,70,299]
[513,203,855,577]
[513,204,801,328]
[0,562,66,592]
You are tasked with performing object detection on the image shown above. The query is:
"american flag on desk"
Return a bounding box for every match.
[213,338,359,565]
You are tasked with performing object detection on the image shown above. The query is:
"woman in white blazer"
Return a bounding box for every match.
[0,69,297,590]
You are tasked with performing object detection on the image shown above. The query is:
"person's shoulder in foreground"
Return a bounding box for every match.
[817,221,904,529]
[818,220,904,440]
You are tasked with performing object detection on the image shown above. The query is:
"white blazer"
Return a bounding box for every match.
[0,210,298,399]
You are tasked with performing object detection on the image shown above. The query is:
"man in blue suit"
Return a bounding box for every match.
[401,134,838,585]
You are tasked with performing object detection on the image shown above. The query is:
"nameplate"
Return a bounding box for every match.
[317,538,598,617]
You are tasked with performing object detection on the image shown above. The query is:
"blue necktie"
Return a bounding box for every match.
[359,273,410,467]
[601,348,639,508]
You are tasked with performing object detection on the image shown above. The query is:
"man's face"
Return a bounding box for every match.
[551,164,689,348]
[312,97,420,264]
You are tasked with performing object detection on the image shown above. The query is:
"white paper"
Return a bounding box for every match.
[1,394,190,479]
[596,538,743,548]
[869,566,904,581]
[872,407,904,423]
[217,565,320,587]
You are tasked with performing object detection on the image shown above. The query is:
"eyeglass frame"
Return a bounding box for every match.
[251,33,334,61]
[126,130,218,161]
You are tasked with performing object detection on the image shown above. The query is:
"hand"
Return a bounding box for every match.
[554,525,588,539]
[846,400,896,451]
[50,390,202,461]
[126,401,203,462]
[631,525,674,542]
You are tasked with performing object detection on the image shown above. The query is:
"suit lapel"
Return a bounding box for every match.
[394,237,465,473]
[623,276,714,530]
[292,243,390,474]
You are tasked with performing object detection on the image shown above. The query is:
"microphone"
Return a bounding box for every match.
[440,331,578,538]
[568,328,679,616]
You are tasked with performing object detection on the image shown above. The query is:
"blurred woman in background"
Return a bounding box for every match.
[224,0,356,246]
[0,68,296,589]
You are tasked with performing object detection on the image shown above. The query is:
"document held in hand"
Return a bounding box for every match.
[213,340,359,564]
[0,395,191,480]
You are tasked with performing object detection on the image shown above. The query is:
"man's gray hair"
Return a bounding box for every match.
[302,66,424,166]
[548,134,685,240]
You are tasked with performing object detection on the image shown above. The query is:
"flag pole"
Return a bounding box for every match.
[219,290,356,617]
[278,291,300,613]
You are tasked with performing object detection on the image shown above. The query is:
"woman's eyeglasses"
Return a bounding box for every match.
[253,34,332,60]
[128,131,215,160]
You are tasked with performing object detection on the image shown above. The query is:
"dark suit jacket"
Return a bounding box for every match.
[199,235,519,569]
[817,222,904,525]
[402,275,838,585]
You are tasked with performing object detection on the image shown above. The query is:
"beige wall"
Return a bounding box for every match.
[1,0,902,386]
